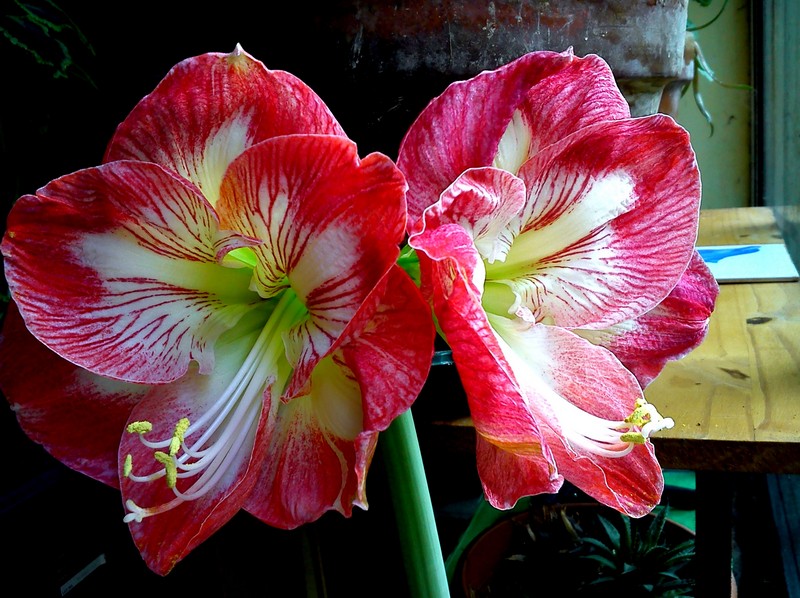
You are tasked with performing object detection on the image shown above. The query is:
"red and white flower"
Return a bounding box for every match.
[0,46,434,574]
[399,49,718,516]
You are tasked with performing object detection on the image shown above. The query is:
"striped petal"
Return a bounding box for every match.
[490,318,666,516]
[105,45,345,206]
[492,53,630,174]
[216,135,407,400]
[244,266,435,527]
[476,437,563,510]
[242,363,373,529]
[410,226,556,481]
[0,302,148,487]
[579,251,719,387]
[488,115,701,329]
[2,161,260,384]
[419,167,527,265]
[337,265,435,432]
[398,50,575,225]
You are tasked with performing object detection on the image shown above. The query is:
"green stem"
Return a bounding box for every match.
[382,409,449,597]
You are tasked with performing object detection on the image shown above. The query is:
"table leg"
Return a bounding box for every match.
[695,471,734,596]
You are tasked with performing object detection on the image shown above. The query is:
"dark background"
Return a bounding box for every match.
[0,1,464,221]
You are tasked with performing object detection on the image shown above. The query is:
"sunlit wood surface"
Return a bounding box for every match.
[649,207,800,472]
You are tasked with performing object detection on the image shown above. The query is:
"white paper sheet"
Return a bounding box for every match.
[697,244,800,283]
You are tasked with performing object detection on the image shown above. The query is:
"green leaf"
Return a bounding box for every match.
[581,536,616,558]
[642,506,669,550]
[0,0,96,86]
[582,554,618,570]
[691,73,715,136]
[597,514,622,549]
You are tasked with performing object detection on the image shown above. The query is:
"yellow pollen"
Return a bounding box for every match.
[154,451,178,488]
[620,432,647,444]
[127,420,153,434]
[169,418,191,456]
[623,398,650,426]
[123,454,133,477]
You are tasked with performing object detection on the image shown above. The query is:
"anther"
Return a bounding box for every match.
[154,451,178,488]
[170,418,190,456]
[127,420,153,434]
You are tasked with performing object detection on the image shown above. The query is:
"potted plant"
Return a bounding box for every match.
[456,500,697,597]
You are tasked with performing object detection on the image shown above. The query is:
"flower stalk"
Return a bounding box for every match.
[382,408,449,597]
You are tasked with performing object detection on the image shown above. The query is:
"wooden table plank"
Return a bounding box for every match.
[648,207,800,471]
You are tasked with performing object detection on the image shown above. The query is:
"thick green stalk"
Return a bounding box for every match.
[382,409,449,597]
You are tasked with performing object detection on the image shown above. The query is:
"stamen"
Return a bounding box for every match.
[551,395,673,459]
[620,432,646,444]
[122,288,304,524]
[123,500,146,524]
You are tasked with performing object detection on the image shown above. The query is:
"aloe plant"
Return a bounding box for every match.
[579,507,695,596]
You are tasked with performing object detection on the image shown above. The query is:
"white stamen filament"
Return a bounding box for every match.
[550,394,673,459]
[173,400,261,500]
[123,290,302,524]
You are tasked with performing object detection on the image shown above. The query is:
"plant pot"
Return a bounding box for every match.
[458,502,700,597]
[308,0,690,156]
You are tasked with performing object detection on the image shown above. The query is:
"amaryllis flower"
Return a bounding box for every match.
[0,46,434,575]
[399,49,717,516]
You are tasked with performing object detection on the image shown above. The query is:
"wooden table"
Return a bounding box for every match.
[647,206,800,596]
[649,206,800,472]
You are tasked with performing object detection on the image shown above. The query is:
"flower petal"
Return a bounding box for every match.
[476,436,563,510]
[244,395,377,529]
[336,265,435,432]
[216,135,408,399]
[580,251,719,387]
[494,53,630,173]
[491,318,665,516]
[490,115,701,329]
[2,161,260,383]
[105,45,345,206]
[418,167,527,263]
[0,302,148,487]
[119,319,274,575]
[410,227,556,478]
[243,265,434,527]
[340,266,436,431]
[398,50,575,225]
